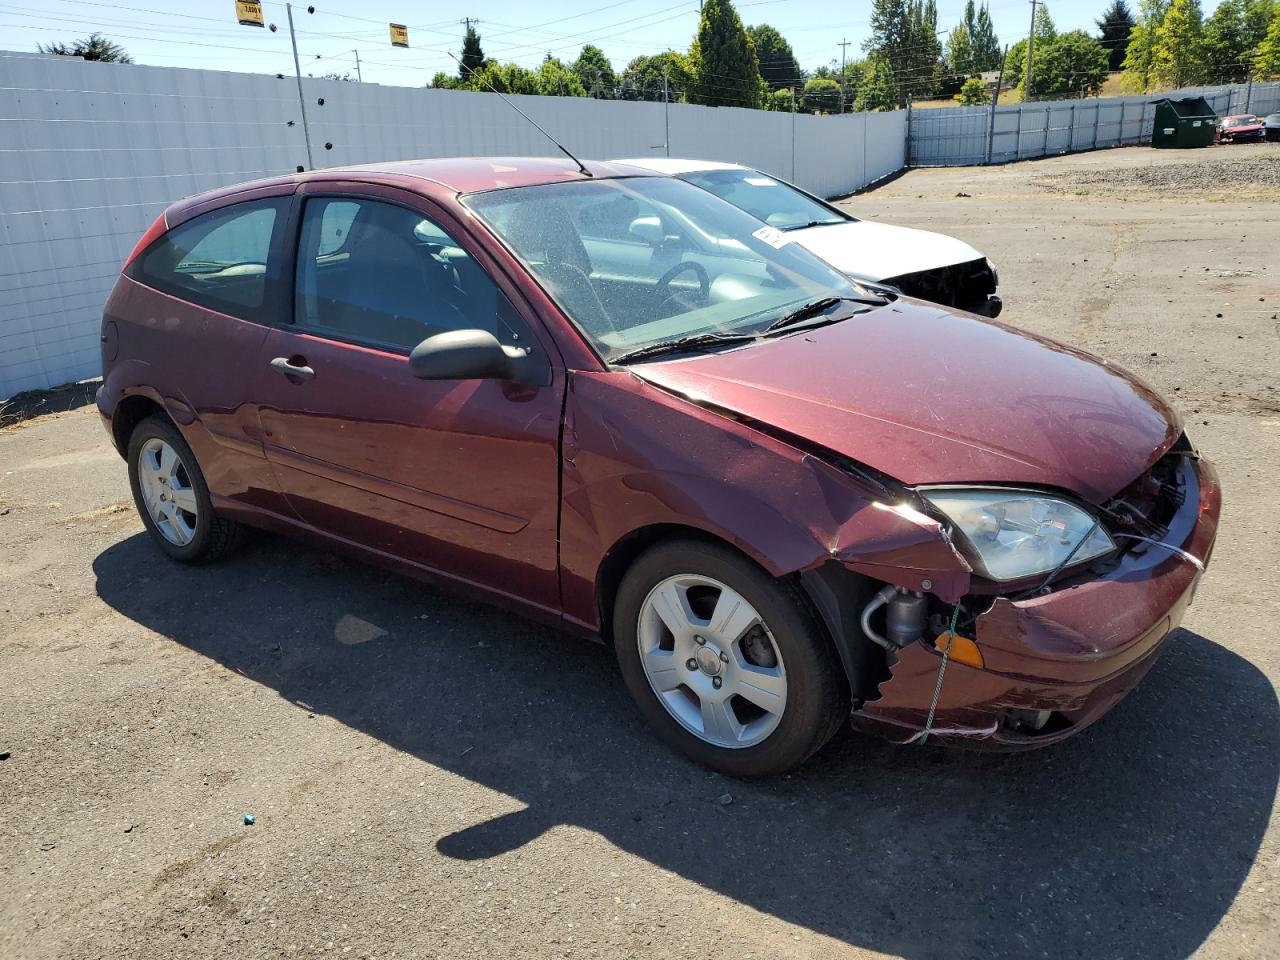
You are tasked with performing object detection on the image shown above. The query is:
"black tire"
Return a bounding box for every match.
[126,414,244,564]
[613,539,849,777]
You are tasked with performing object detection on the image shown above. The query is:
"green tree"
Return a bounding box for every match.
[38,32,131,62]
[689,0,762,107]
[461,61,538,95]
[946,21,974,79]
[535,58,587,97]
[1024,0,1058,96]
[972,3,1002,69]
[1003,38,1028,89]
[801,76,840,113]
[1034,30,1111,96]
[1203,0,1249,81]
[864,0,942,103]
[1119,0,1167,90]
[1244,0,1277,52]
[1095,0,1137,70]
[748,24,801,90]
[1151,0,1206,88]
[1255,4,1280,76]
[459,25,486,81]
[956,75,990,104]
[619,51,692,101]
[429,71,455,89]
[855,54,898,110]
[764,87,795,111]
[572,44,616,98]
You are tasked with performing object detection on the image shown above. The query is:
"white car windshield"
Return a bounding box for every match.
[465,176,877,363]
[678,168,848,231]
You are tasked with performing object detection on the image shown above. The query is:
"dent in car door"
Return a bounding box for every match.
[254,187,564,610]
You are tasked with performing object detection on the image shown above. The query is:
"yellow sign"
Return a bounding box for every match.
[235,0,265,27]
[390,23,409,47]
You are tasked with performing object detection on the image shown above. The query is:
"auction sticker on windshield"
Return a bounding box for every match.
[752,225,793,248]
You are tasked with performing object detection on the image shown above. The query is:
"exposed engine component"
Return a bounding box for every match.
[860,585,928,650]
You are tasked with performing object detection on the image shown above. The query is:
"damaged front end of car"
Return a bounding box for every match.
[818,439,1222,749]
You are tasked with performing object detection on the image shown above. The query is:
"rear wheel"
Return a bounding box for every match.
[127,415,243,563]
[613,539,848,776]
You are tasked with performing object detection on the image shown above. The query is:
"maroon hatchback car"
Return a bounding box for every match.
[98,158,1220,775]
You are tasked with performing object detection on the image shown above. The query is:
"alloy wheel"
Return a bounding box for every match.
[137,437,199,546]
[636,574,787,749]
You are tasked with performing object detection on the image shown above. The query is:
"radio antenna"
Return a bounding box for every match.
[447,52,592,178]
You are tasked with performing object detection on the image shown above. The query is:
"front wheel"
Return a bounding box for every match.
[613,540,849,777]
[127,414,243,563]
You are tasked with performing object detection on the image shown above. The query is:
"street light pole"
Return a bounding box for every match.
[353,49,362,82]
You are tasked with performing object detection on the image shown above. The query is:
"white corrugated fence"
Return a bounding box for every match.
[0,52,906,399]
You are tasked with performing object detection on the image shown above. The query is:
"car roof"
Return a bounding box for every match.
[166,156,659,224]
[336,156,654,192]
[611,157,751,175]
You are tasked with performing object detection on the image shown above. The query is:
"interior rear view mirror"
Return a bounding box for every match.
[629,216,664,246]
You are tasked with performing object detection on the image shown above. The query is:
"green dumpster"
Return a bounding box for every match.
[1151,97,1217,148]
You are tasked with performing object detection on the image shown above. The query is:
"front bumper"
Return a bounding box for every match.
[850,454,1221,748]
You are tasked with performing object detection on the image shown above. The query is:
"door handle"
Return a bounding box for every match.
[270,356,315,381]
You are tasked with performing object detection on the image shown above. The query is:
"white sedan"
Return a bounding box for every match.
[614,158,1001,317]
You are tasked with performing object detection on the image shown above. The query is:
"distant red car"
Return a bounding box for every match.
[98,158,1220,775]
[1216,114,1265,143]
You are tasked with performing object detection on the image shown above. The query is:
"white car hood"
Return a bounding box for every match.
[787,220,984,282]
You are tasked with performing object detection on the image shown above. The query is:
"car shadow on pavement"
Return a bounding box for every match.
[93,531,1279,960]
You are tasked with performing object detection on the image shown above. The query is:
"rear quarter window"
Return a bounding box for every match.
[128,197,289,322]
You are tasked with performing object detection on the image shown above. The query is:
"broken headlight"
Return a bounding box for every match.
[919,488,1114,582]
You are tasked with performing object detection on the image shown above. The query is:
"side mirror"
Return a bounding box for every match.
[629,216,665,246]
[409,329,547,386]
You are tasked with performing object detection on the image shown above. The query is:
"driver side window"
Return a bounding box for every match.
[293,197,526,353]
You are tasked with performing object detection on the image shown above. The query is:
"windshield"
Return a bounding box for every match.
[464,176,867,362]
[1225,117,1257,126]
[678,168,849,231]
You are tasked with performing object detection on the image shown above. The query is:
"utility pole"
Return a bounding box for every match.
[353,49,362,82]
[790,86,796,181]
[663,65,670,157]
[285,3,314,170]
[837,38,851,114]
[985,44,1007,164]
[1024,0,1038,102]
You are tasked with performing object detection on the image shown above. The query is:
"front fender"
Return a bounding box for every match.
[558,371,970,634]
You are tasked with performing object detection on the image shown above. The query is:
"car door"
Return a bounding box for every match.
[253,183,564,611]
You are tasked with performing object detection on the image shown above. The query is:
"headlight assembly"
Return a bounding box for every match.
[919,488,1114,582]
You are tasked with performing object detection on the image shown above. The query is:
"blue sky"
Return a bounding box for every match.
[5,0,1227,86]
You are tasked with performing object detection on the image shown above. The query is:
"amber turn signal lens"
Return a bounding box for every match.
[934,632,984,668]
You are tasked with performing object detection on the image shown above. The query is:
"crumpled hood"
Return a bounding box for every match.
[788,220,986,281]
[632,301,1181,503]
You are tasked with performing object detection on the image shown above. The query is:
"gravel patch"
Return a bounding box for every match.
[1033,152,1280,195]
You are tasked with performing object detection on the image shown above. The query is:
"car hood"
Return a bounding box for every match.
[631,301,1181,504]
[786,220,986,282]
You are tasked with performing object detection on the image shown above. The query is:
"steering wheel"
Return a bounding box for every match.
[656,260,711,312]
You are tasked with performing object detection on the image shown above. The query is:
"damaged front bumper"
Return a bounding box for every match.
[850,454,1222,748]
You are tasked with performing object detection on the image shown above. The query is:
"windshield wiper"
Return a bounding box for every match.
[782,218,845,231]
[764,295,887,334]
[610,331,757,365]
